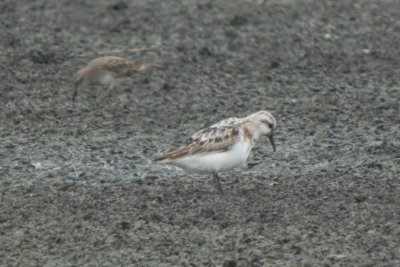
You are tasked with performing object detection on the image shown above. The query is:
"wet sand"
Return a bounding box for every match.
[0,0,399,265]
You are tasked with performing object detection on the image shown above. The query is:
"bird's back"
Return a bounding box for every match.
[88,56,153,78]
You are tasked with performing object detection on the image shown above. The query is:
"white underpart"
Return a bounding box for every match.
[100,74,117,86]
[168,140,253,174]
[138,64,147,71]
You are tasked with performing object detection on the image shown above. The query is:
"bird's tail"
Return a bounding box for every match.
[137,60,154,71]
[152,154,171,164]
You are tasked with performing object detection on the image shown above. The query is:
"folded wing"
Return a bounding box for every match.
[154,125,241,163]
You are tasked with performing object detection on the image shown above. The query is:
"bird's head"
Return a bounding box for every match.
[245,110,276,151]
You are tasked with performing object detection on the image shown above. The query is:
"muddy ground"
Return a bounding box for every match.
[1,0,399,266]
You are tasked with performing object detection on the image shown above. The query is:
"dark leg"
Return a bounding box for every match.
[72,86,78,102]
[213,172,224,195]
[100,84,117,100]
[110,84,118,100]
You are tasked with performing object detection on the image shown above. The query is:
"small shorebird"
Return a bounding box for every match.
[153,110,277,194]
[72,56,153,101]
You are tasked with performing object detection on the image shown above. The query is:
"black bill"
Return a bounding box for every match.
[268,134,276,152]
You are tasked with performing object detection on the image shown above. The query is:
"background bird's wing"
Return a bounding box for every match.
[88,57,137,77]
[89,57,127,68]
[108,59,152,77]
[98,58,131,73]
[154,126,241,162]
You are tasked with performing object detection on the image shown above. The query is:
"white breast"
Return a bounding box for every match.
[100,74,117,86]
[170,140,253,174]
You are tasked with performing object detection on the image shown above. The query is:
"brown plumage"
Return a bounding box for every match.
[72,56,153,101]
[154,126,241,163]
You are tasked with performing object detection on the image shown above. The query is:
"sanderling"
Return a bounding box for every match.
[72,56,153,101]
[153,110,276,194]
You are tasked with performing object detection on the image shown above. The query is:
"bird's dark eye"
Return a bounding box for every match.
[261,120,274,129]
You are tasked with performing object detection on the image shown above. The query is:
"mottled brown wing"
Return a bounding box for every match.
[88,57,127,68]
[154,126,241,162]
[209,116,241,128]
[112,61,152,77]
[99,57,132,74]
[88,57,135,77]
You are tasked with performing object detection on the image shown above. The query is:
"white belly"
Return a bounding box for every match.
[100,74,117,86]
[169,141,252,174]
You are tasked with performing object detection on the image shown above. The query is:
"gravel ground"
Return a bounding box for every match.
[1,0,399,266]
